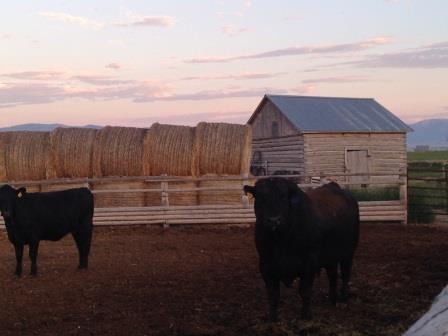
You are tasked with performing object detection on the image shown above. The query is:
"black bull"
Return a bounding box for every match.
[0,185,94,276]
[244,178,359,321]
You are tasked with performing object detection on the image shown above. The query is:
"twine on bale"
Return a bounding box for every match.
[143,123,195,176]
[192,122,252,176]
[48,127,98,179]
[5,132,51,181]
[92,126,147,177]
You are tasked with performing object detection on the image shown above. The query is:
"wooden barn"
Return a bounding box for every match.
[248,95,412,183]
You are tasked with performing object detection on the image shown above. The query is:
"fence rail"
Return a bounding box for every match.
[0,172,407,228]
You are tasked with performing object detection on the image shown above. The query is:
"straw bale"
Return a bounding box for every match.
[93,181,146,207]
[92,126,146,177]
[192,122,252,176]
[198,175,243,205]
[143,123,195,176]
[0,132,12,182]
[5,132,51,181]
[49,127,98,178]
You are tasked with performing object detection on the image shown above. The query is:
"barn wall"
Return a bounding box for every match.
[250,100,298,139]
[251,135,304,176]
[303,132,407,181]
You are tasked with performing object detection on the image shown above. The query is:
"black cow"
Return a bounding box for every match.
[244,177,359,322]
[0,185,94,276]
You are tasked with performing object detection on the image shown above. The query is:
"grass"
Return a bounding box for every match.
[408,150,448,161]
[348,186,399,202]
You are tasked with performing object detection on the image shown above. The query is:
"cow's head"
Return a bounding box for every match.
[0,185,26,219]
[244,177,306,232]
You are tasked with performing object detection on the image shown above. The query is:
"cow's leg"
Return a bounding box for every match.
[14,243,24,277]
[72,225,92,269]
[29,241,39,276]
[326,264,338,305]
[264,276,280,322]
[339,258,353,303]
[299,272,315,320]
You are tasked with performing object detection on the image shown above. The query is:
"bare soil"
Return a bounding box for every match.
[0,224,447,336]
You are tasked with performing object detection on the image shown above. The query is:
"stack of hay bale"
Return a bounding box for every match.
[0,122,252,207]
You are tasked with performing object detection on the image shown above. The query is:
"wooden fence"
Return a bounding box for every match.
[0,173,407,228]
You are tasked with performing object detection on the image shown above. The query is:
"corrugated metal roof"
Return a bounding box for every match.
[251,95,412,133]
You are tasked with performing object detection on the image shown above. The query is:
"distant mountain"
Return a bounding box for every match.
[0,123,102,132]
[407,119,448,148]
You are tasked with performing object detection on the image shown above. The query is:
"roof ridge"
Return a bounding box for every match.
[266,94,374,100]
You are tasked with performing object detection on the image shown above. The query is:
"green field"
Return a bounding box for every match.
[408,150,448,161]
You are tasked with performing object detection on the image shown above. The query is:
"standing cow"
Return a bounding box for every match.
[0,185,94,276]
[244,177,359,322]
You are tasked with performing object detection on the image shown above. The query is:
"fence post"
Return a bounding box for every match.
[241,174,249,208]
[399,167,408,225]
[161,175,169,207]
[161,175,169,228]
[444,164,448,215]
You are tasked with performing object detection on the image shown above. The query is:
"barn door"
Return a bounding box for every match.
[346,149,370,183]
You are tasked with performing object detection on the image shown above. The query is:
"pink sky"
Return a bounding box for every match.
[1,0,447,127]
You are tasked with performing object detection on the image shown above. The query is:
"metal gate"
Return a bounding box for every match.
[407,161,448,224]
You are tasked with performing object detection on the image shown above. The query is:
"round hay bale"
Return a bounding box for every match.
[5,132,51,181]
[143,123,195,176]
[92,126,147,177]
[192,122,252,176]
[198,175,243,205]
[49,127,98,178]
[0,132,12,182]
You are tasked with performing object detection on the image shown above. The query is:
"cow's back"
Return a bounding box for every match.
[15,188,94,241]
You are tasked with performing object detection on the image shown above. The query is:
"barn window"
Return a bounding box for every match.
[271,121,279,137]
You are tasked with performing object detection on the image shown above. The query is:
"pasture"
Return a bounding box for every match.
[0,224,447,336]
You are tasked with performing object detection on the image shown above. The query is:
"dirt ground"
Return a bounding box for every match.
[0,224,448,336]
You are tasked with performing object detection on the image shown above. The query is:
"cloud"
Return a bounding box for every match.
[0,80,171,108]
[156,88,288,102]
[119,110,252,126]
[349,41,448,68]
[72,75,133,86]
[302,75,370,84]
[38,11,104,30]
[115,15,175,27]
[221,25,248,36]
[105,62,123,70]
[185,36,392,63]
[181,72,284,81]
[0,83,67,107]
[1,71,66,80]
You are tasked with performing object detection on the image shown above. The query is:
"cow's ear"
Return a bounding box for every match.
[243,185,256,197]
[17,187,26,198]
